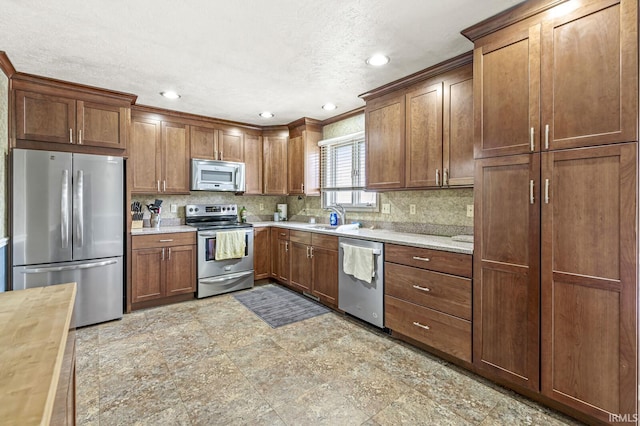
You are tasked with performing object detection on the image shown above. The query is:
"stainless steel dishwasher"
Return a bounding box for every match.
[338,237,384,328]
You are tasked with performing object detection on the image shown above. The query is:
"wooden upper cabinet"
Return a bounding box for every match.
[244,133,263,195]
[540,0,637,150]
[366,91,406,190]
[541,143,637,422]
[263,133,288,195]
[15,90,76,144]
[76,101,127,149]
[218,128,244,162]
[405,81,443,188]
[287,121,321,196]
[474,153,541,391]
[443,64,474,186]
[287,136,305,195]
[130,116,162,193]
[162,121,190,194]
[474,24,541,158]
[190,125,217,160]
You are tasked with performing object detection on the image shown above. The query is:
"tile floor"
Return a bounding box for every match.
[76,284,582,425]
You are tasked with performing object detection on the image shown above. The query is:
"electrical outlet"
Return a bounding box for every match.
[259,203,264,211]
[467,204,474,218]
[170,204,177,213]
[410,204,416,215]
[382,203,391,214]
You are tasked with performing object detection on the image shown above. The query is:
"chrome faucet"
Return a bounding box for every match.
[326,204,346,226]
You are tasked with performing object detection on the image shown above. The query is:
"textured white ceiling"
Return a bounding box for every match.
[1,0,522,125]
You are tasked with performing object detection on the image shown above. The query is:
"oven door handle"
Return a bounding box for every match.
[200,270,254,284]
[199,229,253,237]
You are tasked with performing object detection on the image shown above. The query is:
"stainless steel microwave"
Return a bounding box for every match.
[191,159,246,192]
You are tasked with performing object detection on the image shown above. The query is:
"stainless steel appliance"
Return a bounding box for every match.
[12,149,124,327]
[338,237,384,328]
[186,204,254,298]
[191,159,245,192]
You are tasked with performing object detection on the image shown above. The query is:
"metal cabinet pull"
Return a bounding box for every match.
[306,246,310,258]
[412,285,430,292]
[161,248,165,261]
[310,247,314,258]
[168,248,171,260]
[157,180,160,192]
[435,169,440,186]
[78,129,83,145]
[444,169,449,186]
[530,180,535,205]
[285,242,288,252]
[413,321,430,330]
[163,180,166,192]
[219,151,223,160]
[530,127,534,151]
[412,256,430,262]
[159,239,174,242]
[545,124,550,149]
[69,128,73,143]
[545,179,550,204]
[301,183,304,192]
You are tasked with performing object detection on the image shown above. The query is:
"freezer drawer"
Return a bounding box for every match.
[13,256,123,327]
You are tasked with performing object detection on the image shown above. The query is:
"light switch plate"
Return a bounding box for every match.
[410,204,416,215]
[382,203,391,214]
[259,203,264,211]
[170,204,177,213]
[467,204,474,218]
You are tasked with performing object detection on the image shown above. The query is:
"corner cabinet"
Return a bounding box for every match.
[13,77,133,152]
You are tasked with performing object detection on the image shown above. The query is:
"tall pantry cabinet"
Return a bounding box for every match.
[464,0,638,423]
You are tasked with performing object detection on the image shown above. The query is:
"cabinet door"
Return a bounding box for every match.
[277,239,290,283]
[130,116,162,193]
[289,241,311,292]
[287,136,304,195]
[244,133,263,195]
[162,121,190,194]
[474,153,540,391]
[254,227,270,279]
[443,65,474,186]
[131,248,164,303]
[76,101,127,149]
[474,24,541,158]
[366,92,405,190]
[541,143,637,422]
[405,81,443,188]
[540,0,637,150]
[165,245,196,296]
[190,125,217,160]
[218,129,244,162]
[15,90,76,144]
[311,247,338,307]
[303,130,321,195]
[263,135,288,195]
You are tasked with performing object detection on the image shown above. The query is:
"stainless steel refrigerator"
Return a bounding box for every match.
[12,149,124,327]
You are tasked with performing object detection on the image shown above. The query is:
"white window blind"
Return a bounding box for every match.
[319,131,366,191]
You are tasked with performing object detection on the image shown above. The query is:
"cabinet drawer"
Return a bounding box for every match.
[289,230,311,244]
[385,295,471,362]
[311,233,338,250]
[275,228,290,240]
[132,232,196,249]
[386,244,472,278]
[385,262,471,320]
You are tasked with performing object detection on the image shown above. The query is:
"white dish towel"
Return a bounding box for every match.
[342,244,375,283]
[215,230,246,260]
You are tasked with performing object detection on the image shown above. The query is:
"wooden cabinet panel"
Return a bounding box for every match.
[366,92,405,190]
[244,133,263,195]
[405,82,443,188]
[289,230,311,245]
[131,247,164,303]
[276,239,290,283]
[15,90,76,144]
[254,227,270,280]
[190,125,216,160]
[311,245,338,307]
[263,135,288,195]
[310,233,338,251]
[540,0,637,150]
[77,101,126,149]
[161,121,190,194]
[385,262,471,320]
[443,65,474,186]
[219,129,244,162]
[474,25,540,158]
[473,153,540,390]
[386,295,472,362]
[385,244,472,278]
[290,241,312,292]
[131,232,196,249]
[165,245,196,296]
[287,136,304,195]
[541,143,637,421]
[130,116,162,193]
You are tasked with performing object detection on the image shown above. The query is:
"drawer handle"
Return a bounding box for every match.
[412,256,430,262]
[413,321,430,330]
[159,239,174,242]
[412,285,430,292]
[280,233,286,236]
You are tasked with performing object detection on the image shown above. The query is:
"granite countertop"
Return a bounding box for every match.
[130,225,197,235]
[0,283,77,425]
[251,221,473,255]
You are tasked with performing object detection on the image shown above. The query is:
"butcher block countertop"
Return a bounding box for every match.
[0,283,77,425]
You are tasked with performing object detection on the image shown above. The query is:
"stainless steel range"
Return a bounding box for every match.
[186,204,254,298]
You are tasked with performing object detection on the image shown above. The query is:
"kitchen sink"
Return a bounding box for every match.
[309,225,337,231]
[308,224,360,232]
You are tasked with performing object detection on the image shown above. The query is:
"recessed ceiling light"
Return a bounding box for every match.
[322,103,337,111]
[366,54,390,66]
[160,91,180,99]
[259,111,274,118]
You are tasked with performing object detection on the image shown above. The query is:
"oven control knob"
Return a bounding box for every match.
[231,206,236,211]
[188,207,193,212]
[195,207,199,212]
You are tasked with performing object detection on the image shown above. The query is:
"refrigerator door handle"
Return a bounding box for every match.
[20,259,118,274]
[61,169,70,248]
[74,170,84,247]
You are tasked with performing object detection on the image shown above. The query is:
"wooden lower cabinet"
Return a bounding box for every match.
[271,228,290,283]
[131,232,196,308]
[254,227,271,279]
